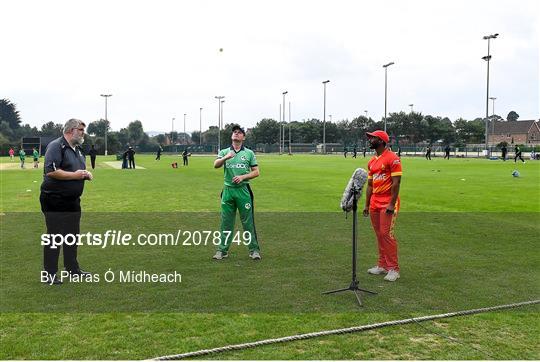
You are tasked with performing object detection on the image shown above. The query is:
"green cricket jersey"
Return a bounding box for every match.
[33,150,39,159]
[218,146,258,187]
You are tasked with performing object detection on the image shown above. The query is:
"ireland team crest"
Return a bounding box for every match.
[245,203,251,209]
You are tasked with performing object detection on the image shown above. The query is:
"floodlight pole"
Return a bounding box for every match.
[282,91,288,154]
[183,113,187,144]
[279,104,282,154]
[289,101,292,155]
[199,107,203,145]
[171,117,175,143]
[382,62,394,132]
[490,97,497,136]
[409,104,414,113]
[322,80,330,154]
[221,100,225,134]
[215,96,225,152]
[100,94,112,155]
[489,97,496,116]
[483,33,499,155]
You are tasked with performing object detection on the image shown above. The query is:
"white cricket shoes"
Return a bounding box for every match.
[367,266,387,275]
[384,269,400,282]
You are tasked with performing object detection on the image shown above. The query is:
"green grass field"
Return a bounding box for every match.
[1,154,539,359]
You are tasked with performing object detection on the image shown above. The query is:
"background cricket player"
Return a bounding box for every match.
[213,125,261,260]
[363,130,402,282]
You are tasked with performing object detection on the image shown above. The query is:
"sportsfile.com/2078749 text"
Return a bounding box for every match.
[40,230,253,249]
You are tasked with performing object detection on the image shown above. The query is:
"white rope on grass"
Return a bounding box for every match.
[152,299,539,360]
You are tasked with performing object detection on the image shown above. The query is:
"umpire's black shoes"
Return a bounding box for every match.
[42,274,63,285]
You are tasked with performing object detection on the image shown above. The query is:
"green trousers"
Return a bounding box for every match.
[218,185,260,253]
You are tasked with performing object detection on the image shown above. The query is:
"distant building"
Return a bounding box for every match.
[488,119,540,145]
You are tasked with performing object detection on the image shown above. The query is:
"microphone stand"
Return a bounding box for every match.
[323,186,377,306]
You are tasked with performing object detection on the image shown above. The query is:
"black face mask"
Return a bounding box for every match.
[369,138,383,149]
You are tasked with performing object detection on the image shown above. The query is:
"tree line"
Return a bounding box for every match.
[1,98,522,154]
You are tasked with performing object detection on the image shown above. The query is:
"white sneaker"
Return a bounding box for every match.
[367,266,387,275]
[212,251,228,260]
[249,250,261,260]
[384,269,400,282]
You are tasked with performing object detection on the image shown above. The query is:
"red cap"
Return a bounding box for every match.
[366,130,389,143]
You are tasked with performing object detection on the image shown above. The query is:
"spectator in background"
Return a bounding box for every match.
[127,146,136,169]
[501,145,508,161]
[444,145,451,160]
[88,144,98,169]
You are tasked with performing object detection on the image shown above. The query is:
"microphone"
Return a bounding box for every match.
[340,168,368,212]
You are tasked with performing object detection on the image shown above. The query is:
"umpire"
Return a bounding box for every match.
[40,119,93,285]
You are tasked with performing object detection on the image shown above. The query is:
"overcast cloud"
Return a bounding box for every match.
[1,0,538,133]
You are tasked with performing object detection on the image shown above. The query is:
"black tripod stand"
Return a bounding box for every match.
[323,187,377,306]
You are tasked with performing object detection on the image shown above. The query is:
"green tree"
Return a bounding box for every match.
[345,116,374,145]
[86,119,110,137]
[155,134,167,145]
[455,118,484,143]
[0,121,15,140]
[127,120,145,144]
[0,99,21,129]
[13,124,39,141]
[250,118,280,144]
[103,133,122,154]
[0,132,11,153]
[117,128,130,147]
[296,119,322,143]
[39,121,63,137]
[507,111,519,122]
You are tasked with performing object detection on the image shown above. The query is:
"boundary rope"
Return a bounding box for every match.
[153,299,539,360]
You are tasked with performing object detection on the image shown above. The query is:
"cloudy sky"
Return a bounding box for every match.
[2,0,538,133]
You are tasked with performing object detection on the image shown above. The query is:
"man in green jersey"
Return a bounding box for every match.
[33,147,40,168]
[213,125,261,260]
[19,148,26,169]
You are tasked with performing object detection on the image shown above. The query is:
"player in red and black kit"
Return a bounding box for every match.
[363,130,402,282]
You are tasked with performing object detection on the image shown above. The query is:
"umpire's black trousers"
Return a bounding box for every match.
[40,192,81,275]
